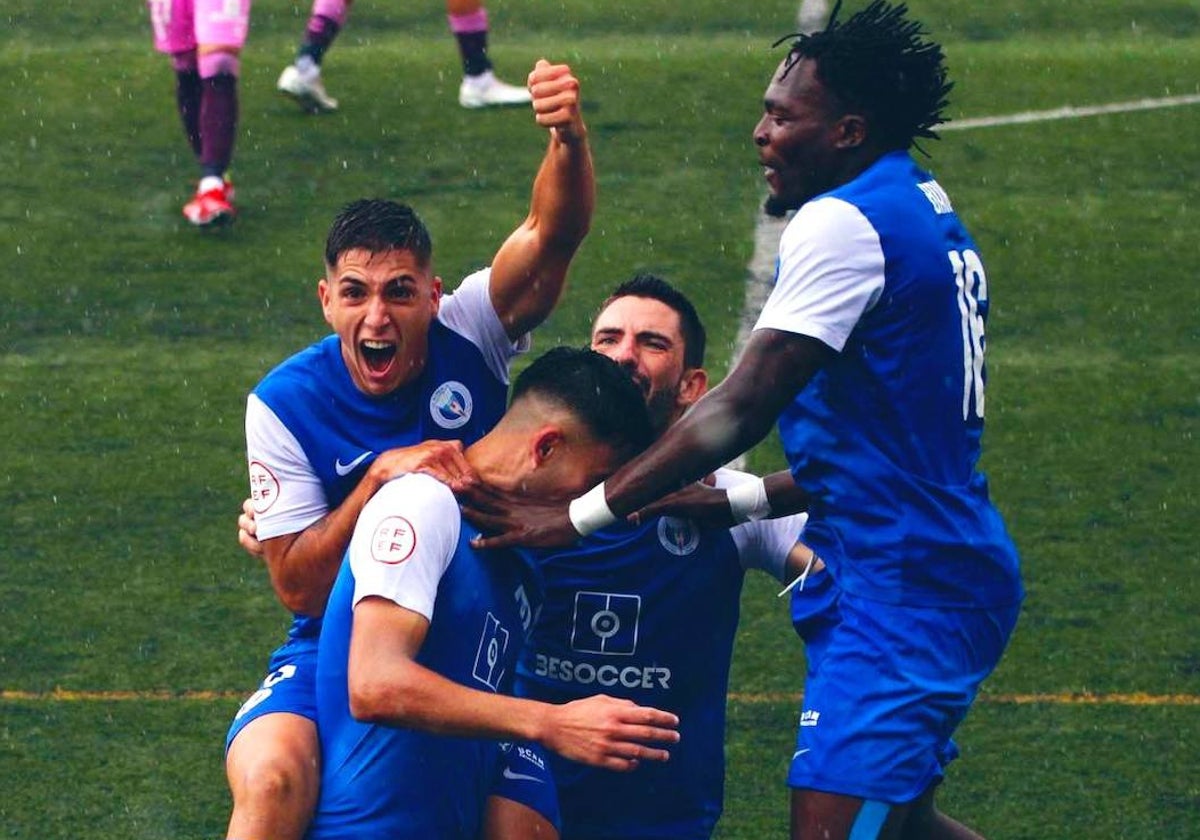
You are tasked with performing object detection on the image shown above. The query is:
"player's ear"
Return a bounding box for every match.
[430,275,443,310]
[531,426,564,468]
[834,113,867,150]
[317,278,334,325]
[678,367,709,407]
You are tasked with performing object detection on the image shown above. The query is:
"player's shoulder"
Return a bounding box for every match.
[255,336,339,396]
[368,472,457,516]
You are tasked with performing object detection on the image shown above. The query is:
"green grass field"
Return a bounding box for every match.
[2,1,1198,837]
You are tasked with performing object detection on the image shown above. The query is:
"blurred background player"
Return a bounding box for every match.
[276,0,532,113]
[147,0,246,226]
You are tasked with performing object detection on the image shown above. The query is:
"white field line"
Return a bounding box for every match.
[942,93,1200,131]
[728,90,1200,470]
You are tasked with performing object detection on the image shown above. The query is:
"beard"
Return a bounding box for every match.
[645,385,681,437]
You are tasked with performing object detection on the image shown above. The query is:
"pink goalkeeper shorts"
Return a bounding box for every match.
[149,0,251,54]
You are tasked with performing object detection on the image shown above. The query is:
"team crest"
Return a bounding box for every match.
[430,380,473,429]
[657,516,699,556]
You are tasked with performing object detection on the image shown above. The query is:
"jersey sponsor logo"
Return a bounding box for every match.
[533,654,671,691]
[514,744,545,770]
[800,709,821,727]
[334,450,373,476]
[571,592,640,655]
[248,460,280,514]
[501,767,545,784]
[429,381,473,429]
[657,516,699,556]
[369,516,417,564]
[472,612,510,691]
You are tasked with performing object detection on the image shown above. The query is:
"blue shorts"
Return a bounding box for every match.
[788,590,1020,803]
[489,741,561,831]
[225,636,319,752]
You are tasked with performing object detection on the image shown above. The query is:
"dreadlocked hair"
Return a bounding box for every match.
[776,0,952,151]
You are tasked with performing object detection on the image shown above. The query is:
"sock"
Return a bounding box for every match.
[174,69,203,158]
[449,9,492,77]
[298,14,342,65]
[198,74,238,180]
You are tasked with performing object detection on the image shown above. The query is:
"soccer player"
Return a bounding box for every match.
[225,58,592,840]
[147,0,246,226]
[307,346,679,838]
[276,0,532,113]
[463,3,1025,838]
[509,275,823,839]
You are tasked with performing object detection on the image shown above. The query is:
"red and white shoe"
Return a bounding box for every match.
[183,177,236,227]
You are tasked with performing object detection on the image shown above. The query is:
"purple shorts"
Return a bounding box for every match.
[149,0,250,54]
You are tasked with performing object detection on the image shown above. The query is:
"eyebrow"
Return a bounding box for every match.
[594,326,674,345]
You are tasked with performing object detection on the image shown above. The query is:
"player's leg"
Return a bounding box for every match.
[484,742,560,839]
[277,0,349,113]
[449,0,532,109]
[226,713,321,840]
[791,790,909,840]
[183,0,249,226]
[148,1,204,183]
[787,593,1019,840]
[898,786,986,840]
[224,645,321,840]
[483,797,560,840]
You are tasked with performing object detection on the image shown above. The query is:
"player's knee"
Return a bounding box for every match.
[198,50,240,79]
[229,743,317,808]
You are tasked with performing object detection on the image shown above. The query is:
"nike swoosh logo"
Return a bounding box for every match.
[792,748,811,760]
[501,767,545,784]
[334,451,372,476]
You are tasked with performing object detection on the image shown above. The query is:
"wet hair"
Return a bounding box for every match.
[597,274,707,369]
[512,347,655,458]
[776,0,952,151]
[324,199,433,269]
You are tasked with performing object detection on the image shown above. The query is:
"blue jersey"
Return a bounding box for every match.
[245,270,520,640]
[756,151,1022,609]
[515,471,804,839]
[308,475,544,839]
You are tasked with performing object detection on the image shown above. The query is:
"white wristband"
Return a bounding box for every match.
[568,482,617,536]
[727,477,770,524]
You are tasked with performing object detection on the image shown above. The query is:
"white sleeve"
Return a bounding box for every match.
[753,196,886,352]
[713,469,807,583]
[347,474,461,622]
[438,267,531,384]
[246,393,329,541]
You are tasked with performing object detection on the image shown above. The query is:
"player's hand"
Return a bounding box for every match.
[458,482,581,550]
[541,694,679,771]
[628,476,733,528]
[237,497,265,560]
[528,59,585,143]
[366,440,478,493]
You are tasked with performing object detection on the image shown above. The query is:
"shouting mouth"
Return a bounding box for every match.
[360,339,396,376]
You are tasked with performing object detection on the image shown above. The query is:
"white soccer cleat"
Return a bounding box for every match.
[277,64,339,113]
[458,70,532,109]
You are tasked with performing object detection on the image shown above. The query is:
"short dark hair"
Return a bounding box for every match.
[512,347,655,458]
[324,199,433,269]
[598,274,707,370]
[777,0,952,151]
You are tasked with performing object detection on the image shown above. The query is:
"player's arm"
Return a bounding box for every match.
[487,59,594,340]
[463,329,831,549]
[347,598,679,771]
[630,469,809,527]
[253,441,476,616]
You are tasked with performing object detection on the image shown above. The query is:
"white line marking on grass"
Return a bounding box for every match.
[942,93,1200,131]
